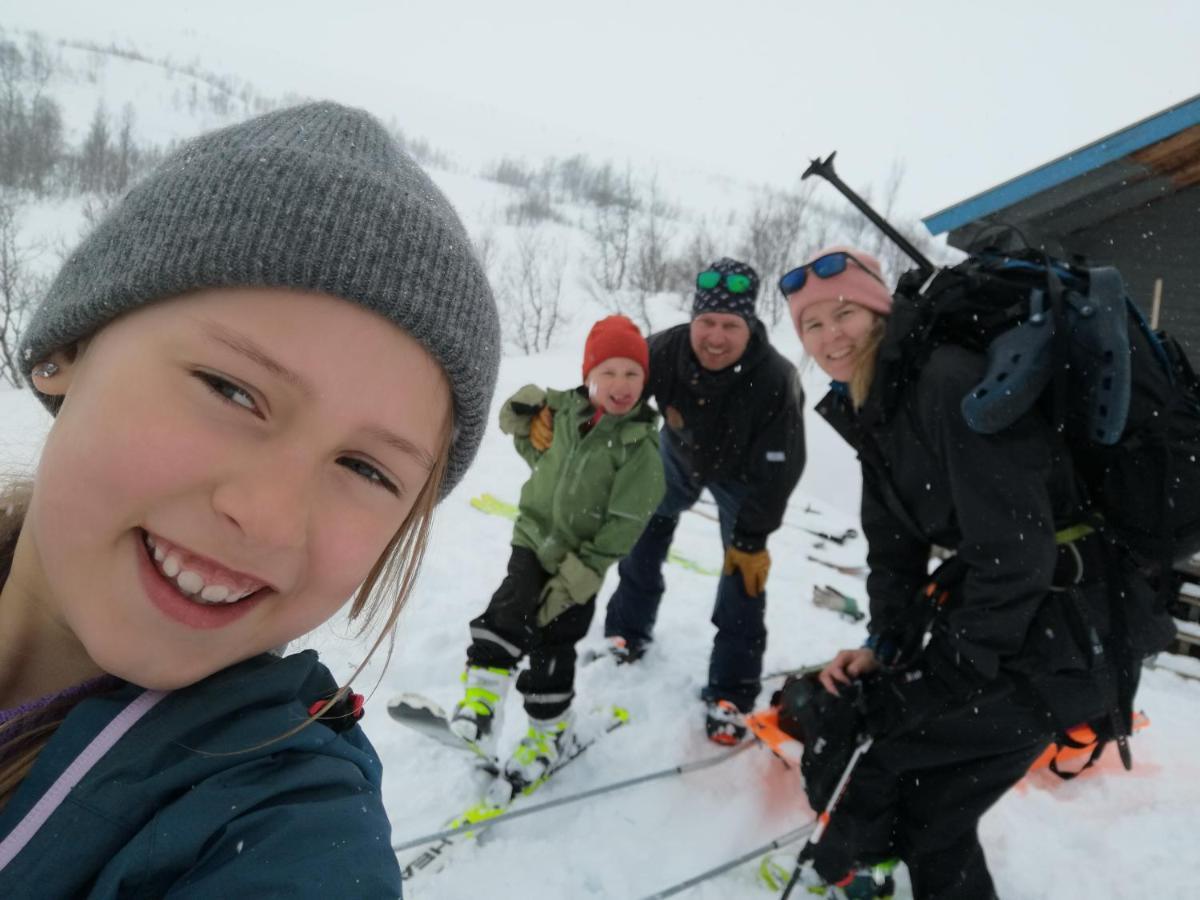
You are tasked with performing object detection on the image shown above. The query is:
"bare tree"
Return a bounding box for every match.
[0,192,45,387]
[498,225,569,354]
[583,165,637,292]
[0,36,63,194]
[667,221,719,312]
[109,104,138,194]
[736,184,816,326]
[78,103,112,194]
[473,227,498,284]
[623,175,676,331]
[505,184,560,226]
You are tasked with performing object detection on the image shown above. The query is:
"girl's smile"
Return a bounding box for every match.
[137,529,270,630]
[143,530,272,604]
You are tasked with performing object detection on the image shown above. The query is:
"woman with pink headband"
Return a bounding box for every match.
[776,246,1166,898]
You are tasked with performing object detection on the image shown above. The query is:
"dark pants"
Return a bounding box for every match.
[466,546,595,720]
[604,439,767,712]
[810,679,1051,900]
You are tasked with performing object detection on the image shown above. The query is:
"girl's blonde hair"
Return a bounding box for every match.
[848,316,887,410]
[0,409,453,805]
[0,479,41,807]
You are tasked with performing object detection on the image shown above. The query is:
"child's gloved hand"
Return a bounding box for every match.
[498,384,547,435]
[536,553,602,626]
[723,547,770,597]
[530,406,555,452]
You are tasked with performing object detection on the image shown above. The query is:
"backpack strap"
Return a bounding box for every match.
[1048,738,1108,780]
[1045,255,1071,437]
[0,689,169,873]
[1075,267,1132,445]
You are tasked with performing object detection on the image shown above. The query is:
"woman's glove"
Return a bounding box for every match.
[530,406,555,452]
[723,547,770,597]
[536,553,602,627]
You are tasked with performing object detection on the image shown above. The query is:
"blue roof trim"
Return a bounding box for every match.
[923,94,1200,236]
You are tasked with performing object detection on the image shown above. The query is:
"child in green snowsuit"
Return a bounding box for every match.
[452,315,665,787]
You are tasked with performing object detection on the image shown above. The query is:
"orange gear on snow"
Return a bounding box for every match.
[746,703,1150,781]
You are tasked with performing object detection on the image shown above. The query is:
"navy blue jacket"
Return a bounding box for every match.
[0,651,402,898]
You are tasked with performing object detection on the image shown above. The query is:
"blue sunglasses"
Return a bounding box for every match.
[778,251,886,297]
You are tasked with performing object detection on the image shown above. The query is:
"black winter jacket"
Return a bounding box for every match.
[819,344,1172,727]
[820,345,1076,679]
[647,321,805,551]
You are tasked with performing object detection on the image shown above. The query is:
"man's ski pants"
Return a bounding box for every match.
[603,438,767,712]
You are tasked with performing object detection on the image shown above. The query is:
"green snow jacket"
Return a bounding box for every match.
[0,651,402,899]
[499,384,665,586]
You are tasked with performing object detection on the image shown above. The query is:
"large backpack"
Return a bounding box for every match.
[871,249,1200,567]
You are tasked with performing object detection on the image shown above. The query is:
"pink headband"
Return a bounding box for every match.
[784,245,893,320]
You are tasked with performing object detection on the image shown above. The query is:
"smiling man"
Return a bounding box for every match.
[603,258,805,744]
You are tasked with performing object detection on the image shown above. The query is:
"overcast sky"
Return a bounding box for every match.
[4,1,1199,223]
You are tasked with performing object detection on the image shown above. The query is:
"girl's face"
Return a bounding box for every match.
[586,357,646,416]
[26,288,451,690]
[791,297,880,382]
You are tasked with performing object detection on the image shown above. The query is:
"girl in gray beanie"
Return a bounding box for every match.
[0,102,499,897]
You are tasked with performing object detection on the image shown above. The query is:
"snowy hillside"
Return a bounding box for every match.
[3,29,1199,900]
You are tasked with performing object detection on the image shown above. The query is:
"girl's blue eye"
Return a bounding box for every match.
[197,371,260,415]
[339,457,400,495]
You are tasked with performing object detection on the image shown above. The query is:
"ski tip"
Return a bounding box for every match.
[610,705,631,724]
[386,692,448,720]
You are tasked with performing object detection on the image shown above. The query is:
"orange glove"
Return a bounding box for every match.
[723,547,770,597]
[530,406,555,451]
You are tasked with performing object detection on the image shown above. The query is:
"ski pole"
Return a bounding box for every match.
[392,740,755,852]
[804,526,857,545]
[688,502,857,544]
[762,660,831,682]
[802,151,936,278]
[807,555,866,577]
[638,821,817,900]
[780,737,874,900]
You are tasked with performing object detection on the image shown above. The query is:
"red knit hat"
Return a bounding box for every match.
[582,315,649,381]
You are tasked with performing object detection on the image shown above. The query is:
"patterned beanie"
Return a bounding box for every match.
[692,257,759,323]
[20,101,500,499]
[581,315,649,381]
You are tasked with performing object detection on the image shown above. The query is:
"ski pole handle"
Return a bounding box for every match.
[802,152,937,278]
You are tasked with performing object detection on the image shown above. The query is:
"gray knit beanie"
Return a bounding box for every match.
[20,101,500,499]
